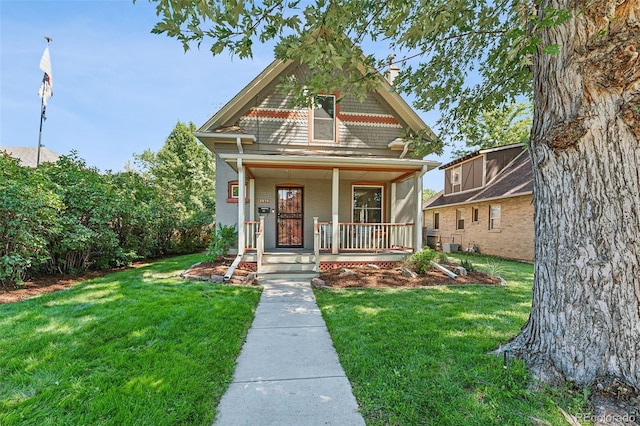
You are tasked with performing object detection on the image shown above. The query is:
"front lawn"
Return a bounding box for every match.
[315,255,586,425]
[0,254,261,426]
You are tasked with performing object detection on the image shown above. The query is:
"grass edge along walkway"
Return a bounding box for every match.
[315,255,591,425]
[0,253,262,426]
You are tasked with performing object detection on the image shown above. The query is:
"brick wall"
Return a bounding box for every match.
[423,194,534,261]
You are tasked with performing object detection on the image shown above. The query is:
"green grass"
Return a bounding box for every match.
[315,255,578,425]
[0,253,261,426]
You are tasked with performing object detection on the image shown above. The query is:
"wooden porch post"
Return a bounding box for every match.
[332,168,339,255]
[249,178,255,221]
[390,182,397,223]
[237,158,245,255]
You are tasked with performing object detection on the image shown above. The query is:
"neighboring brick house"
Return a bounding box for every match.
[422,143,534,261]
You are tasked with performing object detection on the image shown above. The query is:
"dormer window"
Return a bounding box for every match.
[451,166,462,186]
[313,95,336,142]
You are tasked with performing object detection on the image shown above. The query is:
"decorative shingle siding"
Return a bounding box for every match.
[235,80,405,151]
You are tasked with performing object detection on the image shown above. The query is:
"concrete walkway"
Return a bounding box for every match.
[214,277,365,426]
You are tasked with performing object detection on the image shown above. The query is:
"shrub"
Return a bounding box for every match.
[409,247,437,275]
[460,258,476,272]
[436,252,449,264]
[207,224,238,260]
[0,153,61,287]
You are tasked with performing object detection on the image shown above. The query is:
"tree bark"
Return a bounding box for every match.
[508,0,640,388]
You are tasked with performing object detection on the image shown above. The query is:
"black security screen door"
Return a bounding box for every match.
[276,186,304,248]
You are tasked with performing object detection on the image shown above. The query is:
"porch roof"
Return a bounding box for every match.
[219,152,440,182]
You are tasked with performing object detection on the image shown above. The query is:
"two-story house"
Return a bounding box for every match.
[422,143,534,261]
[195,55,440,275]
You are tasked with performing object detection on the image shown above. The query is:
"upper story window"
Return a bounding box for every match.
[352,185,383,223]
[451,166,462,186]
[313,95,336,142]
[433,212,440,230]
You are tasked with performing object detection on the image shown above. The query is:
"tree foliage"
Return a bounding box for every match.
[0,122,216,287]
[142,0,640,391]
[142,0,548,144]
[451,102,532,157]
[135,121,216,253]
[0,153,61,287]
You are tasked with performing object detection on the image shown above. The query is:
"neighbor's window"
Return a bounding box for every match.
[352,185,383,223]
[472,207,479,223]
[489,205,501,230]
[433,212,440,230]
[313,95,336,142]
[456,209,465,230]
[451,166,462,186]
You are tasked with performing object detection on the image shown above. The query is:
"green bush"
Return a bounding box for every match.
[409,247,437,275]
[0,153,61,287]
[460,258,476,272]
[207,224,238,260]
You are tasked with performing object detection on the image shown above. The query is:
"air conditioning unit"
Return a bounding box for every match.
[443,243,460,253]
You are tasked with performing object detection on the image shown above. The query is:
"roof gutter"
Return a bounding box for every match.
[218,152,441,171]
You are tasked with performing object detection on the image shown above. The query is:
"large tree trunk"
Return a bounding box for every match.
[509,0,640,388]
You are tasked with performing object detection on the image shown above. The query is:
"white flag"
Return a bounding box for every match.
[38,47,53,106]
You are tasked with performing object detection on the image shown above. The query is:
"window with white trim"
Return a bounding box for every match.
[451,166,462,186]
[489,205,501,230]
[352,185,383,223]
[313,95,336,142]
[456,209,465,230]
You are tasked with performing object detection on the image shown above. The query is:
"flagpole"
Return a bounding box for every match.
[37,36,52,168]
[37,74,47,167]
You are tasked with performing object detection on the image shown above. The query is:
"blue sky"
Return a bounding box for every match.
[1,0,452,190]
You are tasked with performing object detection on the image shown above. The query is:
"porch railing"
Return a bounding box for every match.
[256,217,264,272]
[318,222,414,252]
[313,217,320,272]
[244,221,260,250]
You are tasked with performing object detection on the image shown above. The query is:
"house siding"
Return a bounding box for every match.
[485,146,523,182]
[423,194,533,261]
[232,75,405,152]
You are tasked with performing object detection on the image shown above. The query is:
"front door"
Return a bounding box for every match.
[276,186,303,248]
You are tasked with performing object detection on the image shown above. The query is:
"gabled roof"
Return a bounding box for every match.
[1,146,60,168]
[438,142,525,170]
[423,149,533,209]
[196,56,437,144]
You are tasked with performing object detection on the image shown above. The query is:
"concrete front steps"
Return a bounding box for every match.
[258,252,319,280]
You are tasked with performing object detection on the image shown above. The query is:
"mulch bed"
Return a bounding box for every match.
[318,264,502,289]
[1,260,500,304]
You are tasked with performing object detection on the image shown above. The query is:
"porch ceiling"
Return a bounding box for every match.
[246,167,406,181]
[220,153,441,183]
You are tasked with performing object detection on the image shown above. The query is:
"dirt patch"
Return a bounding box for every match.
[0,270,110,304]
[318,264,502,289]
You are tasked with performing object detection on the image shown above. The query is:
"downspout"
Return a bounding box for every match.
[224,138,245,282]
[236,136,244,154]
[399,141,411,159]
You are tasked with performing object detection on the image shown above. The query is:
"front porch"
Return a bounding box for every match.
[240,218,414,276]
[216,151,438,276]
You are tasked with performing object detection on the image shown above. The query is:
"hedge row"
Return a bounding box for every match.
[0,152,212,288]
